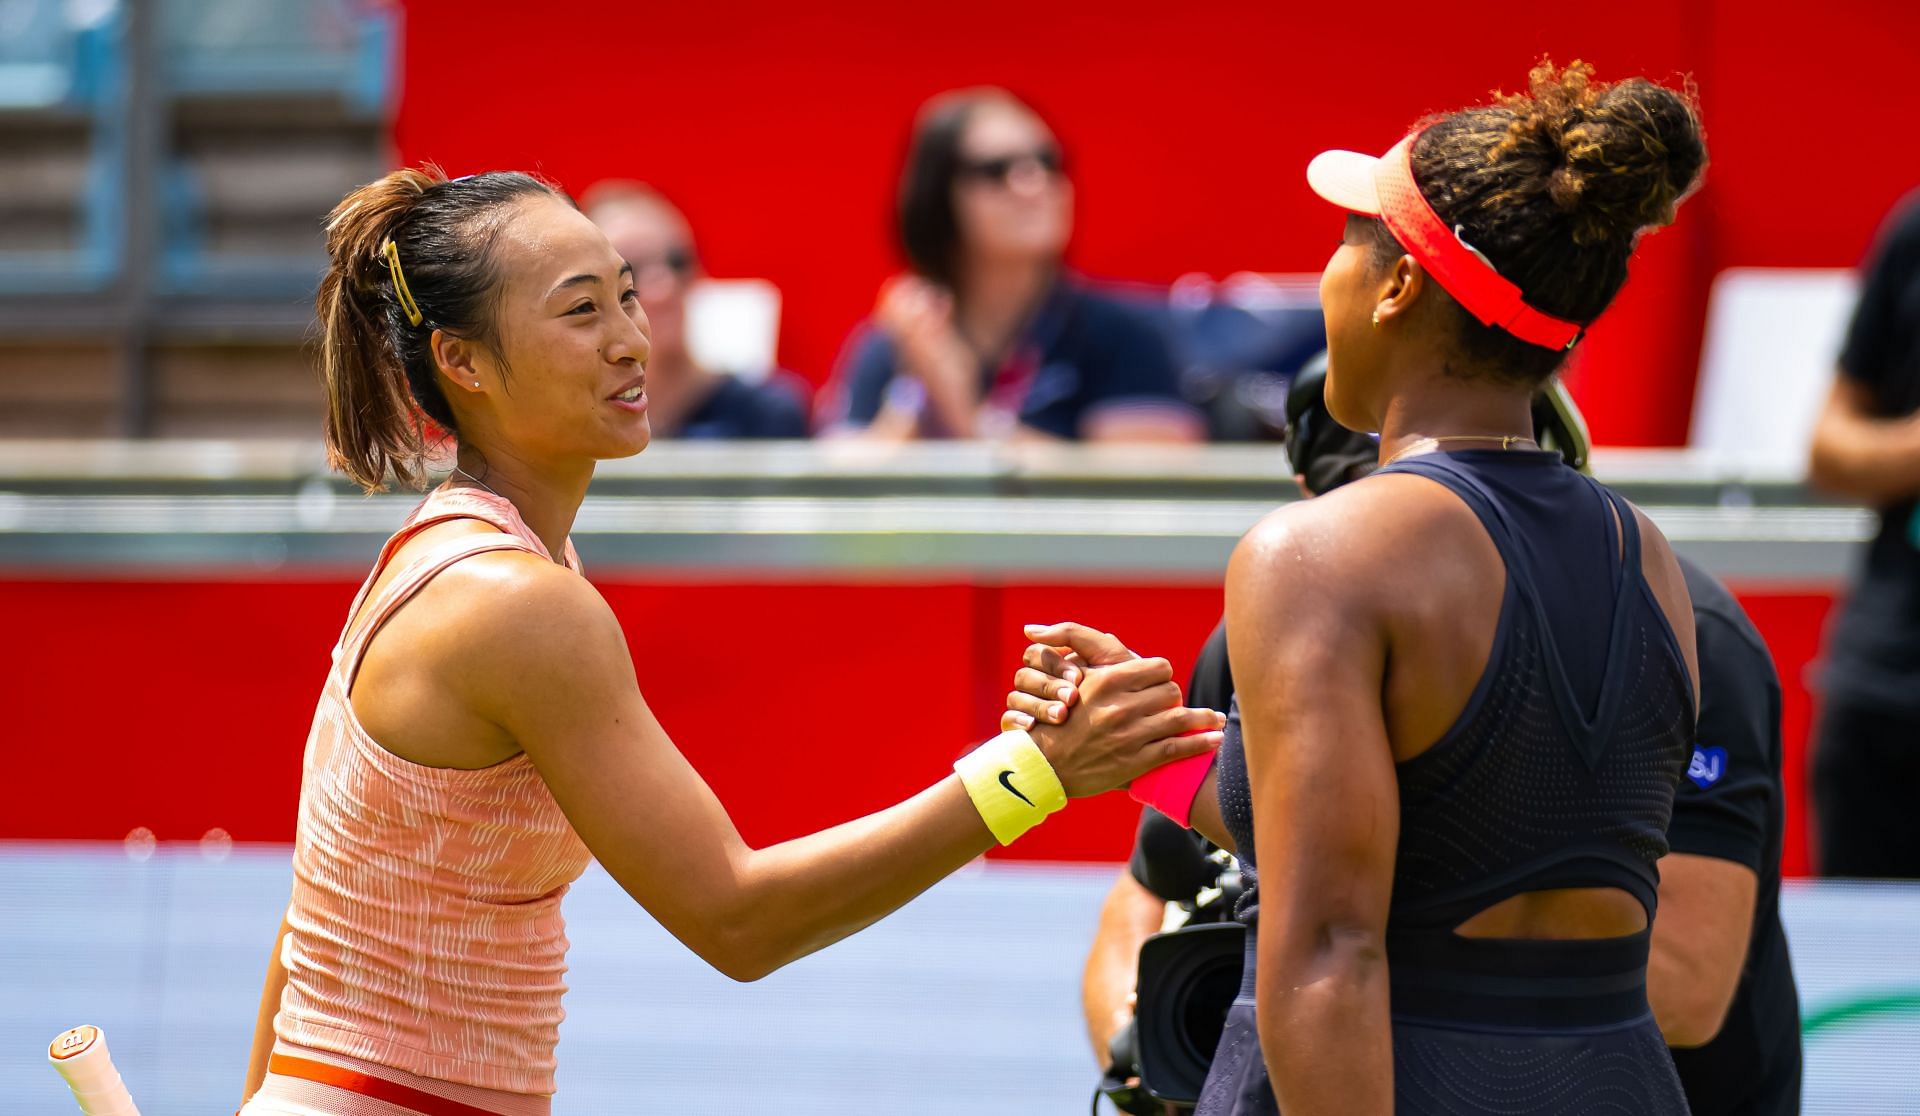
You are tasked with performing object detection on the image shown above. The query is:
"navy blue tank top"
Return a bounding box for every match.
[1219,450,1695,936]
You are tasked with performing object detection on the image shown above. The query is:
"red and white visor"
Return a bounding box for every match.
[1307,134,1583,351]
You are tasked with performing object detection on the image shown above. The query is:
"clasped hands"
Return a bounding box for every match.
[1000,622,1222,798]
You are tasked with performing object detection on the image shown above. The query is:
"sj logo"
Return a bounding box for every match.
[1687,745,1727,789]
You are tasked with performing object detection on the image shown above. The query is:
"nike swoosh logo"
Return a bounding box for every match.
[998,769,1035,807]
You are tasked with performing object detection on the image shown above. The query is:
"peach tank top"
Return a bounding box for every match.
[275,485,593,1097]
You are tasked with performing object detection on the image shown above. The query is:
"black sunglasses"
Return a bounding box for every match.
[956,147,1064,185]
[628,246,696,279]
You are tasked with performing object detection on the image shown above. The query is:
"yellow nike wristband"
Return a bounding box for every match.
[954,729,1068,846]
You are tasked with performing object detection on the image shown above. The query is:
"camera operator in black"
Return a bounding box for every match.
[1067,364,1800,1115]
[1807,188,1920,878]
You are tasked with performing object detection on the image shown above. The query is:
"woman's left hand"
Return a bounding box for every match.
[1001,621,1138,732]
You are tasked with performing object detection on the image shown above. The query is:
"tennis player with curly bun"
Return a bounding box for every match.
[235,169,1225,1116]
[1010,61,1710,1114]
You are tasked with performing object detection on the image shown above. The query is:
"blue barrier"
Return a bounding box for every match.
[0,1,399,300]
[0,1,126,295]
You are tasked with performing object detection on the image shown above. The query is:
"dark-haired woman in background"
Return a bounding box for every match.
[822,88,1204,442]
[236,167,1224,1114]
[1017,61,1709,1115]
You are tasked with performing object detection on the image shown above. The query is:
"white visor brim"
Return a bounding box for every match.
[1306,148,1384,216]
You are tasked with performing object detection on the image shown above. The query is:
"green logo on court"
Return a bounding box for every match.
[1803,990,1920,1038]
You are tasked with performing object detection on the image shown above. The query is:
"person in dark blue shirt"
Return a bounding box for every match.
[820,88,1202,443]
[584,181,809,440]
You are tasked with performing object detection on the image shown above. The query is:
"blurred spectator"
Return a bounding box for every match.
[583,182,810,439]
[821,89,1202,442]
[1807,188,1920,878]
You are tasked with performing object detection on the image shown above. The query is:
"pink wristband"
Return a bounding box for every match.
[1127,751,1217,828]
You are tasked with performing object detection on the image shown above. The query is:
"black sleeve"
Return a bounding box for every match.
[1128,806,1217,901]
[1186,618,1233,714]
[1124,618,1233,898]
[1838,193,1920,394]
[1123,618,1235,898]
[1665,608,1780,872]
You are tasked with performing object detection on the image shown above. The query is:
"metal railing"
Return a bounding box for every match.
[0,440,1869,581]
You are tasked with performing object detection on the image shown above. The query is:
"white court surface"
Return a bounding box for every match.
[2,845,1119,1115]
[2,845,1916,1114]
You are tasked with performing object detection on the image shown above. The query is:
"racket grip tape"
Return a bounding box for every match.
[48,1026,140,1116]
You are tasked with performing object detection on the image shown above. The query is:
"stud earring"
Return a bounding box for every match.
[1371,311,1380,328]
[472,380,480,388]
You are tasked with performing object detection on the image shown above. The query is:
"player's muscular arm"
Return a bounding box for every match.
[1229,505,1398,1116]
[452,558,1221,982]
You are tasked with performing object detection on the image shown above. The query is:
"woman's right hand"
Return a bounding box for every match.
[873,275,980,433]
[1006,623,1224,797]
[874,274,960,360]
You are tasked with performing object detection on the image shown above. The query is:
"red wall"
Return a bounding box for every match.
[1,576,1831,873]
[393,0,1920,446]
[1730,588,1836,879]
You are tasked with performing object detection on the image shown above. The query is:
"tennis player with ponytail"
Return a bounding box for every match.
[1011,62,1710,1114]
[236,168,1224,1115]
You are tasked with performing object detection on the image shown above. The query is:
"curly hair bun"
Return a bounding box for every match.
[1496,59,1707,247]
[1389,59,1708,378]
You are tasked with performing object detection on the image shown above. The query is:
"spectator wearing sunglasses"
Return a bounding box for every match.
[822,89,1204,442]
[583,181,810,439]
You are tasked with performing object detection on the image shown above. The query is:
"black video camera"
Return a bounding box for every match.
[1098,845,1245,1114]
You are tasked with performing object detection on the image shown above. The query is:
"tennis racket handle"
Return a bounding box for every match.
[48,1026,141,1116]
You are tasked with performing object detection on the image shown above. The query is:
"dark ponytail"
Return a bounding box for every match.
[316,166,565,490]
[1366,59,1707,384]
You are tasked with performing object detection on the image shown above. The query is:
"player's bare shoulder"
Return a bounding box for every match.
[1232,470,1486,600]
[427,546,621,661]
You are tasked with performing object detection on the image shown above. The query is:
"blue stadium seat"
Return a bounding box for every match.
[1113,274,1328,441]
[0,0,126,294]
[159,0,393,112]
[156,0,396,298]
